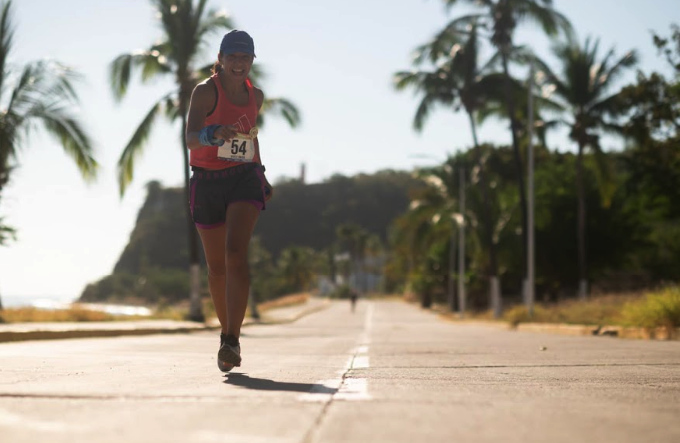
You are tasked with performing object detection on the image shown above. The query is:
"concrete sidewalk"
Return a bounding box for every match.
[0,297,330,343]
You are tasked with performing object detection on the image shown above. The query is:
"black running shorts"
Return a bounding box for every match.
[189,163,266,229]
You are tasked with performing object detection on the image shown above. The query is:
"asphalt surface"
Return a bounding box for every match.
[1,299,679,443]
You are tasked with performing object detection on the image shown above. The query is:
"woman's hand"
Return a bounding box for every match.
[264,177,274,202]
[212,124,240,143]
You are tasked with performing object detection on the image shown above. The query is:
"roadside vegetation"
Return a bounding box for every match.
[0,293,313,324]
[503,286,680,329]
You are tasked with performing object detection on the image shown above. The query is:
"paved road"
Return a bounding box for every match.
[1,300,679,443]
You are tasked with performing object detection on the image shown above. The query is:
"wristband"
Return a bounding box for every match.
[198,125,224,146]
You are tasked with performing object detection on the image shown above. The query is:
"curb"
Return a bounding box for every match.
[436,309,680,342]
[257,300,331,325]
[0,322,209,343]
[513,322,680,341]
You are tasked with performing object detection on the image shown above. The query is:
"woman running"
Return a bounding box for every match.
[185,30,272,372]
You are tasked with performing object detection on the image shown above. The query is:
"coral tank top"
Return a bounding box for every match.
[189,74,260,169]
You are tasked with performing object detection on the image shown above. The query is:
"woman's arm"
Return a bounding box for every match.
[253,86,265,164]
[186,82,214,150]
[253,86,273,201]
[186,81,238,150]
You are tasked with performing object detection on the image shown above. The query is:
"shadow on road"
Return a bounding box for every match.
[224,373,337,394]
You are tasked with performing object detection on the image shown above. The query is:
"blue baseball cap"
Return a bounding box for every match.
[220,30,256,57]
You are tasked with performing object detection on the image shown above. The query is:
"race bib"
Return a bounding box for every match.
[217,127,258,162]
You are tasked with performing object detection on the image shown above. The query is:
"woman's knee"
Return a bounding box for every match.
[225,246,248,267]
[206,260,227,277]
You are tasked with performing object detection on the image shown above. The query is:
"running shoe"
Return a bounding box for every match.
[217,333,236,372]
[218,333,242,368]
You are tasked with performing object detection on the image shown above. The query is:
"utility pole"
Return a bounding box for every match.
[448,221,457,312]
[458,167,466,318]
[526,60,536,316]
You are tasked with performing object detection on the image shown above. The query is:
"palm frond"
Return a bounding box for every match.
[0,217,17,245]
[393,70,426,92]
[257,97,301,129]
[117,97,166,195]
[520,1,574,38]
[195,8,233,49]
[29,102,97,181]
[6,62,42,114]
[109,53,134,101]
[595,50,639,97]
[0,0,15,97]
[109,50,172,101]
[412,15,484,65]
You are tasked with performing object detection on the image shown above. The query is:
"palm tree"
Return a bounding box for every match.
[109,0,300,320]
[394,23,506,314]
[442,0,572,278]
[391,164,462,308]
[0,0,97,309]
[537,36,638,298]
[276,246,317,294]
[336,223,370,292]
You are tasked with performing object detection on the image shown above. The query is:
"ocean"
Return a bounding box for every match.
[1,295,75,309]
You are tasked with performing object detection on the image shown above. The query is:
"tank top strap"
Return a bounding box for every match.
[245,78,255,107]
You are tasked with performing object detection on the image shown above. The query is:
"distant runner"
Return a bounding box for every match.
[185,30,273,372]
[350,288,358,313]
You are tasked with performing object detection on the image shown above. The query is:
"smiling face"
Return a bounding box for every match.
[219,52,254,81]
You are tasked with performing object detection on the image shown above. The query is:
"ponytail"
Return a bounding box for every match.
[211,61,223,75]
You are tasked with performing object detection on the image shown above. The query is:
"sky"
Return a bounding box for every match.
[0,0,678,302]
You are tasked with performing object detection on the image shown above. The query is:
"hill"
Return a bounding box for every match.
[79,169,423,303]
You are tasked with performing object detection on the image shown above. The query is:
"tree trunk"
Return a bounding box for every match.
[576,140,588,300]
[501,52,529,284]
[467,111,501,316]
[448,223,457,312]
[328,247,337,284]
[180,100,204,322]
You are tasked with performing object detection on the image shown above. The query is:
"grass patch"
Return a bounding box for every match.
[621,286,680,329]
[502,287,680,329]
[257,293,310,312]
[503,295,632,327]
[0,303,187,323]
[0,306,117,323]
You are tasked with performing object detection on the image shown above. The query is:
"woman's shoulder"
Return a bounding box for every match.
[192,78,217,102]
[195,77,216,92]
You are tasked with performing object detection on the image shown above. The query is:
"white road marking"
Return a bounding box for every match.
[334,378,370,401]
[352,356,370,369]
[299,302,374,403]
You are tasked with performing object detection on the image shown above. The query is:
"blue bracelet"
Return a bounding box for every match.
[198,125,224,146]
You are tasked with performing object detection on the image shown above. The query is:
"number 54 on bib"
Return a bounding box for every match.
[217,127,258,162]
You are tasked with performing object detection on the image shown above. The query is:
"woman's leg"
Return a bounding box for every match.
[224,201,260,337]
[197,224,228,333]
